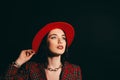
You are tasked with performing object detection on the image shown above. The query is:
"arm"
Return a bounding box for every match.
[5,64,28,80]
[4,49,35,80]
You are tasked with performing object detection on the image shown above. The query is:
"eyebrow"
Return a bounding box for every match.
[48,34,65,38]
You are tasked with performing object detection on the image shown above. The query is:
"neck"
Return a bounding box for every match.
[47,56,62,68]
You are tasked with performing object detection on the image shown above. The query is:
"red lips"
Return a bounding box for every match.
[57,45,63,50]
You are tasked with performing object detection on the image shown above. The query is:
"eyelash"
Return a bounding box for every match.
[50,37,66,40]
[62,37,66,40]
[51,37,56,39]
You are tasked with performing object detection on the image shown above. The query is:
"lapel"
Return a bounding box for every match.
[60,61,72,80]
[39,63,47,80]
[29,62,47,80]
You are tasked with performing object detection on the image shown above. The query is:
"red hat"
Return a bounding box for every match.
[32,22,75,52]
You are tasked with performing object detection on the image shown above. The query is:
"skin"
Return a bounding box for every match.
[47,28,66,56]
[15,28,66,80]
[15,49,35,67]
[45,28,66,80]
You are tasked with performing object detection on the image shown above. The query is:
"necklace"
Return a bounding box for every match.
[46,64,63,71]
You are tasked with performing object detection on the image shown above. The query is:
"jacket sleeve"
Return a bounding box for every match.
[4,63,30,80]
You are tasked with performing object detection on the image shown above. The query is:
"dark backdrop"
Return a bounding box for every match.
[1,0,120,80]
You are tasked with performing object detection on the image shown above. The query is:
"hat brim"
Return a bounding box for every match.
[32,22,75,52]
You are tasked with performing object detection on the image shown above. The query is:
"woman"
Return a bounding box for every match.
[5,22,82,80]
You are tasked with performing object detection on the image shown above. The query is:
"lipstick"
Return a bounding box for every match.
[57,45,63,50]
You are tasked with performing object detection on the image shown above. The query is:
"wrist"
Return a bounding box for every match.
[12,61,21,68]
[15,58,24,66]
[12,59,24,68]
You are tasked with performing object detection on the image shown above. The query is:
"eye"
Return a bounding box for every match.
[51,36,57,39]
[62,37,66,40]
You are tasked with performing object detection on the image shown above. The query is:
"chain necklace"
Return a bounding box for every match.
[46,64,63,71]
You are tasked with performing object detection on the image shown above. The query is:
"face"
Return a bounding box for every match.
[47,28,67,56]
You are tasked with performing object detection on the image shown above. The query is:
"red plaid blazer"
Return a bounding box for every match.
[5,61,82,80]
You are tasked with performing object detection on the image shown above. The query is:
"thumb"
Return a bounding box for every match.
[29,52,35,58]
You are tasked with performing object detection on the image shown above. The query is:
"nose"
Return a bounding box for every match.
[58,38,62,44]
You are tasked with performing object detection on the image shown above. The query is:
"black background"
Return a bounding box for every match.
[1,0,120,80]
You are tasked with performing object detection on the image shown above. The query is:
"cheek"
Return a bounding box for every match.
[63,41,67,46]
[48,41,56,49]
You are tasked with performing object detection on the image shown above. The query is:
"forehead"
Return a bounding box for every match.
[48,28,65,35]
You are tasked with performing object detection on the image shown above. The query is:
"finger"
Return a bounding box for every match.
[28,49,36,54]
[29,53,35,58]
[26,51,31,56]
[26,50,33,56]
[26,50,35,56]
[27,49,34,51]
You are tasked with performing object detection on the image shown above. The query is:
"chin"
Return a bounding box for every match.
[55,51,65,54]
[48,49,65,56]
[49,52,64,57]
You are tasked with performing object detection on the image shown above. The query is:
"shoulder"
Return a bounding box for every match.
[64,61,81,69]
[64,61,82,72]
[24,61,44,69]
[63,61,82,80]
[25,61,39,66]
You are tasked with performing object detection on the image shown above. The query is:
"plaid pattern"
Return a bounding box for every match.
[4,61,82,80]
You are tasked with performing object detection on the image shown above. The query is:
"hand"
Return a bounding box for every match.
[15,49,35,66]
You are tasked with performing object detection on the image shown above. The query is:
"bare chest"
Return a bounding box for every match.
[45,69,62,80]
